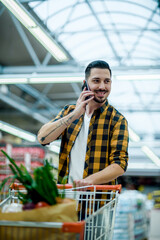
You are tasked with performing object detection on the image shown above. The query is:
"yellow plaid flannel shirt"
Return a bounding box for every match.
[51,101,129,185]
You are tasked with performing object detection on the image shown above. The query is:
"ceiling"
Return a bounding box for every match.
[0,0,160,176]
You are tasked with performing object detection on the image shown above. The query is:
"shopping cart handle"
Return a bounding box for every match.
[93,184,122,193]
[57,184,122,193]
[57,184,74,189]
[10,183,122,193]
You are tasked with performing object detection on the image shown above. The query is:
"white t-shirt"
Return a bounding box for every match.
[68,113,91,184]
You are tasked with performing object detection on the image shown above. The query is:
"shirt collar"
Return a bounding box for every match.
[98,100,109,113]
[80,100,109,119]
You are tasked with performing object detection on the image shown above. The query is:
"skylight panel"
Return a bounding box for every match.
[132,58,157,66]
[97,13,115,28]
[28,1,40,8]
[152,12,160,23]
[59,32,100,51]
[63,15,98,32]
[132,46,160,59]
[29,1,48,21]
[68,2,91,20]
[111,12,148,26]
[68,34,114,62]
[133,80,160,93]
[106,0,157,14]
[28,0,160,67]
[91,1,107,13]
[47,9,72,31]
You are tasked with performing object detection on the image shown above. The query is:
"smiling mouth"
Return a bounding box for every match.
[95,91,107,97]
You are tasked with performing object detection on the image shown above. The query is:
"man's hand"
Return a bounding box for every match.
[74,178,94,191]
[73,164,124,190]
[74,87,94,118]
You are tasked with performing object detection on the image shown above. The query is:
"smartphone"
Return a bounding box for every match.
[82,80,90,91]
[82,80,91,100]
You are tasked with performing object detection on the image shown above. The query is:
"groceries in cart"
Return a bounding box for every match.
[1,202,22,213]
[0,150,122,240]
[0,150,73,212]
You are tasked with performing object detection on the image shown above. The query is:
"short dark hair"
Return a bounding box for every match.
[85,60,112,80]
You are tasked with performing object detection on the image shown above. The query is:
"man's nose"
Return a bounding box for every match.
[99,82,105,89]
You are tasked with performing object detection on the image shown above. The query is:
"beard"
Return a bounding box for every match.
[93,90,108,103]
[93,96,106,103]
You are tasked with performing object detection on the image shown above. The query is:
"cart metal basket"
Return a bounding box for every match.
[0,184,121,240]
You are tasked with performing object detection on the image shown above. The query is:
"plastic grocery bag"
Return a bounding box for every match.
[0,200,79,240]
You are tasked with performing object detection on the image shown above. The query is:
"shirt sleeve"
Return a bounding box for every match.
[50,105,70,123]
[109,117,129,171]
[50,104,75,136]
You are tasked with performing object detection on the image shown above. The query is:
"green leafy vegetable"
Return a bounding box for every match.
[0,150,60,205]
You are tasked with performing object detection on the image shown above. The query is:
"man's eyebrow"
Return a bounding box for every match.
[91,77,111,80]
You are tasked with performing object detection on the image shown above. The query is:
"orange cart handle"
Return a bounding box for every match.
[10,183,122,193]
[57,184,122,193]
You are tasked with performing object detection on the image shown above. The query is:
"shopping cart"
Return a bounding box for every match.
[0,184,121,240]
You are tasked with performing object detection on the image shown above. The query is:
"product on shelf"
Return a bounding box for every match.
[113,190,148,240]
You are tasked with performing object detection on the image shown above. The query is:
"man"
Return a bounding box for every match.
[37,60,129,187]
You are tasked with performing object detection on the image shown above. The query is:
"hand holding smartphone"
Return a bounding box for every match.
[82,80,92,100]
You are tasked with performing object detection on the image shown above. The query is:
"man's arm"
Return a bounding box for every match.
[37,89,94,145]
[37,110,78,145]
[74,163,124,187]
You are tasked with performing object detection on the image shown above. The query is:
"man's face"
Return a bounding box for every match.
[87,68,112,104]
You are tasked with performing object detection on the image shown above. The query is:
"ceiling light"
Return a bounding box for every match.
[1,0,68,62]
[141,145,160,168]
[1,0,36,28]
[128,127,140,142]
[29,76,82,84]
[115,74,160,81]
[30,27,68,62]
[0,120,61,154]
[0,78,28,84]
[0,120,36,142]
[1,73,160,85]
[0,75,83,84]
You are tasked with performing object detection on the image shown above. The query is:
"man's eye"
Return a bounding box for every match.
[105,80,110,83]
